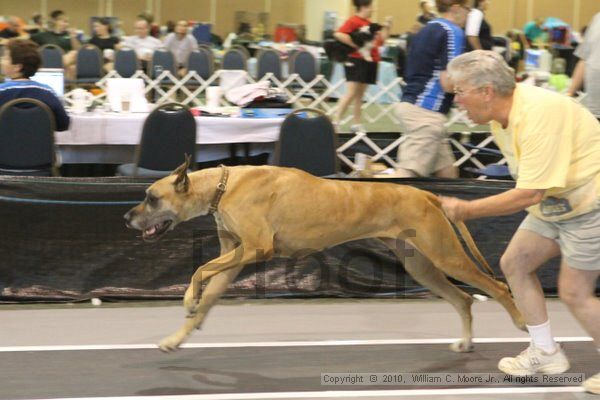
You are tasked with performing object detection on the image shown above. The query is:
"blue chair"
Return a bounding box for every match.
[39,44,64,69]
[256,49,282,80]
[275,108,338,177]
[0,98,58,176]
[187,49,214,81]
[461,143,512,178]
[289,50,318,83]
[114,48,139,78]
[148,49,177,79]
[75,44,103,84]
[117,103,197,177]
[222,48,247,70]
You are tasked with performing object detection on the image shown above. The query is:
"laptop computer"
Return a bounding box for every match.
[30,68,65,102]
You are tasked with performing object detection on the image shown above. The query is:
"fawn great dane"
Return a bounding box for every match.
[124,158,525,352]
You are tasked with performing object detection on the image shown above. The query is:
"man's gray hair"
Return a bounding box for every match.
[447,50,516,96]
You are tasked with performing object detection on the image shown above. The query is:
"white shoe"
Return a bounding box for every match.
[583,372,600,395]
[350,124,366,133]
[497,344,570,376]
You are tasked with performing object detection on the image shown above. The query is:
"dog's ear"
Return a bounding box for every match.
[172,154,191,193]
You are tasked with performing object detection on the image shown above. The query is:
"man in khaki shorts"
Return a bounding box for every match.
[394,0,470,178]
[440,50,600,394]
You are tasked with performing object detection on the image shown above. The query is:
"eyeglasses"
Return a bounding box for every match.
[453,86,483,97]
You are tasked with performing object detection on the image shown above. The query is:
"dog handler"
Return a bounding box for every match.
[440,50,600,394]
[334,0,391,133]
[393,0,470,178]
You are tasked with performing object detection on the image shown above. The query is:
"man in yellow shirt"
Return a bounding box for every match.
[440,50,600,394]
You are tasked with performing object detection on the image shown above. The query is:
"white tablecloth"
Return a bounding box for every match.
[55,112,284,164]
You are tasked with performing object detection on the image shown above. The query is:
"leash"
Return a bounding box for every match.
[208,165,229,214]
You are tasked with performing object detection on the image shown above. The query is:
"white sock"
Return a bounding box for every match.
[527,320,558,353]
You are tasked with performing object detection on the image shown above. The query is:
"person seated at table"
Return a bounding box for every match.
[122,18,163,70]
[30,10,81,80]
[163,20,198,76]
[88,18,121,72]
[0,39,69,131]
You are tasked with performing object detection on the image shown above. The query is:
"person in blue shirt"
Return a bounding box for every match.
[0,39,69,131]
[393,0,469,178]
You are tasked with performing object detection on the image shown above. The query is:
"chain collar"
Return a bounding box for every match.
[208,165,229,214]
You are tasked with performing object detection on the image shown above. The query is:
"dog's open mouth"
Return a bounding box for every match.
[142,219,173,241]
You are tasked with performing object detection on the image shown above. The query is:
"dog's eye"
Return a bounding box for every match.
[146,194,158,206]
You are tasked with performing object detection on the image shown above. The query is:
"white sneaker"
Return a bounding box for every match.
[583,372,600,395]
[350,124,366,133]
[498,344,570,376]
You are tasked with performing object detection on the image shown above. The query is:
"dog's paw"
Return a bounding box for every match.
[183,289,200,315]
[450,339,474,353]
[158,334,183,353]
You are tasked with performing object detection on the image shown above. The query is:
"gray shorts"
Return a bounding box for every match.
[518,207,600,270]
[394,102,455,177]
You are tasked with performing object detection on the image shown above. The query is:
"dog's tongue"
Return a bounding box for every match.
[146,226,157,235]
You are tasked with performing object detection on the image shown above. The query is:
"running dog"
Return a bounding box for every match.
[124,158,526,352]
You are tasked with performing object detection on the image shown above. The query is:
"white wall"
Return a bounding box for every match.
[304,0,350,41]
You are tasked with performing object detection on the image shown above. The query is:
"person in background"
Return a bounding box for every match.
[0,39,69,131]
[88,18,121,72]
[465,0,493,51]
[418,0,437,25]
[524,17,547,46]
[393,0,469,178]
[122,19,163,68]
[30,10,81,79]
[441,49,600,396]
[163,20,198,76]
[25,13,45,35]
[567,12,600,121]
[137,11,161,39]
[334,0,392,133]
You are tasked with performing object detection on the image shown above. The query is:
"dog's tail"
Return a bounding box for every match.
[453,221,496,278]
[427,192,495,278]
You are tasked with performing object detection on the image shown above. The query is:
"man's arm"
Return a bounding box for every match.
[68,28,81,51]
[440,188,545,222]
[467,36,482,50]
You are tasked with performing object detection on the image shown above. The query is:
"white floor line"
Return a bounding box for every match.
[22,386,586,400]
[0,337,592,352]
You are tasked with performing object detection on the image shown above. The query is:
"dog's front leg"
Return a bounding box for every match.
[159,245,271,352]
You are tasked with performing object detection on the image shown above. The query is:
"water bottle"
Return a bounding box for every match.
[154,65,163,79]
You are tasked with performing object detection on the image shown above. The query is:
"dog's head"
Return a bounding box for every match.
[350,23,383,47]
[124,156,193,242]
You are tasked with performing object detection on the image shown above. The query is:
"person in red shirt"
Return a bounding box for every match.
[334,0,391,132]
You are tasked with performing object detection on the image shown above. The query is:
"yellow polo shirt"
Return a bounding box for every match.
[490,84,600,221]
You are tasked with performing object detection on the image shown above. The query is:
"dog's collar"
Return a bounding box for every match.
[208,165,229,214]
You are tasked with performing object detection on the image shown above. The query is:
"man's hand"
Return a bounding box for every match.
[439,196,471,223]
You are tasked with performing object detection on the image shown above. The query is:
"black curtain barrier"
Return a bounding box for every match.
[1,175,590,303]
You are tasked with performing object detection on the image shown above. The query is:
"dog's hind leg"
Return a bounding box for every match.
[406,217,526,332]
[381,238,474,352]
